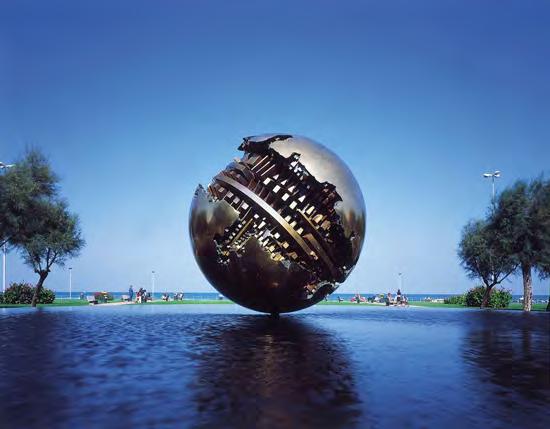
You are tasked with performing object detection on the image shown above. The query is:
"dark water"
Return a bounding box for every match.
[0,305,548,429]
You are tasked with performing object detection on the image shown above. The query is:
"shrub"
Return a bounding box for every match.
[94,291,114,303]
[2,282,56,304]
[0,292,4,304]
[490,289,512,309]
[40,288,56,304]
[465,286,486,307]
[464,286,512,308]
[444,295,465,305]
[3,283,35,304]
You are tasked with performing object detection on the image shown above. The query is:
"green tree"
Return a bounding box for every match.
[1,149,84,307]
[18,199,84,307]
[530,180,550,311]
[458,219,517,308]
[0,150,57,247]
[491,179,549,311]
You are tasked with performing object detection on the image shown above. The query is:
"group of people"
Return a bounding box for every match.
[128,285,149,303]
[161,292,184,301]
[128,285,185,303]
[350,293,367,303]
[343,290,409,305]
[386,289,409,306]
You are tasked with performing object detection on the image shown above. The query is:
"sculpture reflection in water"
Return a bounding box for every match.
[188,316,362,427]
[189,134,366,314]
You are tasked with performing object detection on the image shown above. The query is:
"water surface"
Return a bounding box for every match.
[0,305,548,428]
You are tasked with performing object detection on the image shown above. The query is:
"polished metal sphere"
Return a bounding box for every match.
[189,134,366,314]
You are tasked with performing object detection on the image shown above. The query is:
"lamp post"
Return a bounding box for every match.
[2,243,6,294]
[69,267,72,300]
[151,270,155,301]
[398,272,404,293]
[483,170,501,204]
[1,161,15,293]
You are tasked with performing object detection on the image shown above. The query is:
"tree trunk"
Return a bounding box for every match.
[31,271,48,307]
[546,282,549,311]
[481,285,494,308]
[521,263,533,312]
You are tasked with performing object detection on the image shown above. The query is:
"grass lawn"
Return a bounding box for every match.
[318,300,383,306]
[506,302,547,311]
[409,301,548,311]
[0,299,89,308]
[144,299,233,305]
[144,299,548,311]
[1,299,547,312]
[409,301,469,309]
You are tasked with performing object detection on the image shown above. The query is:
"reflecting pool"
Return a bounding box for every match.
[0,305,548,428]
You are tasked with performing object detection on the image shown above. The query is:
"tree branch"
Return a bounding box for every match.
[46,250,58,271]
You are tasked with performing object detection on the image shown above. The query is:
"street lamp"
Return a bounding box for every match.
[483,170,501,203]
[398,272,404,293]
[2,243,6,294]
[151,270,155,301]
[69,267,72,300]
[1,161,15,293]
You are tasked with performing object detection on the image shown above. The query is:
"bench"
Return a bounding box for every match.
[86,295,98,305]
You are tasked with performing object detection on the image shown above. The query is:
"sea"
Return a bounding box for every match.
[53,291,549,303]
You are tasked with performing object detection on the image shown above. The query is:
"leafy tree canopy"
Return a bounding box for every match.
[19,199,84,275]
[1,149,84,307]
[0,149,58,247]
[458,219,517,289]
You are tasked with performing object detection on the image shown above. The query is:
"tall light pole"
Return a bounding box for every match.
[483,170,501,204]
[69,267,73,300]
[2,243,6,294]
[151,270,155,300]
[1,161,15,293]
[398,272,404,292]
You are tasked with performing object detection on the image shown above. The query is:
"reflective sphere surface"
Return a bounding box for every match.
[189,134,366,313]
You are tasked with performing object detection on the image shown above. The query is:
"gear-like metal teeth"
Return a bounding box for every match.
[208,143,351,283]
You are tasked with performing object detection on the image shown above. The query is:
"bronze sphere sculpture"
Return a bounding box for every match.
[189,134,366,314]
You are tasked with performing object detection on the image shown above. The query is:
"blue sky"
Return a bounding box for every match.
[1,0,549,295]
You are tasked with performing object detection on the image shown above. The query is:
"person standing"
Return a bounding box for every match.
[129,285,134,302]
